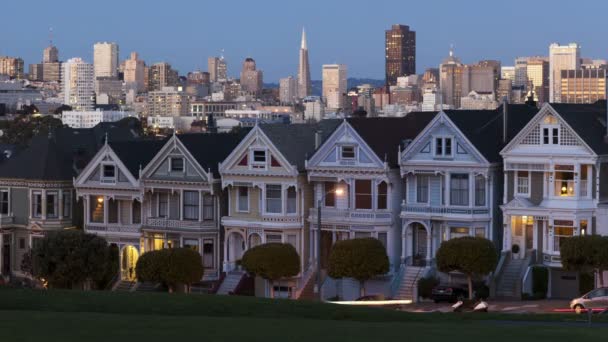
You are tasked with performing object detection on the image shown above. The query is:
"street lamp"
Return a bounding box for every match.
[315,186,345,296]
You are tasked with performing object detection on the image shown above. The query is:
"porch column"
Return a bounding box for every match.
[468,172,474,208]
[401,225,406,263]
[503,216,511,251]
[587,165,593,199]
[179,189,183,220]
[444,172,450,206]
[41,189,47,220]
[198,190,203,222]
[426,228,432,261]
[103,196,108,224]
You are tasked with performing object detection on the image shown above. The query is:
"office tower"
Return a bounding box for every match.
[93,42,119,78]
[385,24,416,87]
[0,56,24,79]
[29,64,43,81]
[187,70,210,85]
[146,86,189,117]
[439,48,463,108]
[217,56,227,82]
[208,57,219,82]
[462,60,500,95]
[95,77,124,104]
[240,57,263,95]
[279,76,297,104]
[148,62,179,91]
[124,52,146,92]
[549,43,580,102]
[560,69,606,103]
[322,64,347,110]
[297,28,311,98]
[514,57,530,89]
[501,66,515,85]
[43,45,59,64]
[526,58,549,103]
[62,57,95,111]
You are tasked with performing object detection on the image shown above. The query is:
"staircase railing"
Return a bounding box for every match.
[294,265,315,299]
[409,266,424,302]
[389,263,406,299]
[490,250,510,298]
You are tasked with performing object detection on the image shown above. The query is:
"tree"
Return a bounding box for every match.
[435,237,498,299]
[241,243,300,298]
[0,115,65,146]
[136,248,204,293]
[95,243,120,289]
[561,235,608,287]
[32,230,111,289]
[327,238,389,297]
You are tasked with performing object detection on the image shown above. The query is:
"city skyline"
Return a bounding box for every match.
[1,0,607,81]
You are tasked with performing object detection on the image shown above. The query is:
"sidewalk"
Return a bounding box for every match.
[399,299,570,313]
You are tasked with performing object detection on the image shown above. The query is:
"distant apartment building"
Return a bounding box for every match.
[385,24,416,86]
[460,91,498,110]
[93,42,119,78]
[124,52,146,93]
[208,56,227,83]
[0,56,24,79]
[549,43,580,102]
[62,110,133,128]
[279,76,297,104]
[560,69,607,103]
[322,64,347,110]
[240,58,263,95]
[501,66,515,85]
[145,86,189,117]
[440,49,463,108]
[148,62,179,91]
[95,77,124,105]
[527,58,549,103]
[62,57,95,111]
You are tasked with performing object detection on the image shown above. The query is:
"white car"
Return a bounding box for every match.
[570,288,608,314]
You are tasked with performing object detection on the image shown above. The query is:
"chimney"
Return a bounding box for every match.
[502,98,508,144]
[314,130,322,149]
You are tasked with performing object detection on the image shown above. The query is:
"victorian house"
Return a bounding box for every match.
[499,101,608,298]
[74,132,246,284]
[219,122,339,298]
[0,124,136,277]
[306,116,435,300]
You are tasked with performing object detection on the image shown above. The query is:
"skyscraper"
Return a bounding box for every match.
[148,62,179,91]
[0,56,24,79]
[62,57,95,111]
[526,58,549,103]
[124,52,146,92]
[560,69,606,104]
[279,76,297,104]
[240,57,263,95]
[385,24,416,87]
[93,42,119,78]
[439,48,463,108]
[549,43,580,102]
[297,28,311,98]
[43,45,58,64]
[322,64,347,110]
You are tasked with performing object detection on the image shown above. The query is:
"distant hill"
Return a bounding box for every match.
[264,78,384,96]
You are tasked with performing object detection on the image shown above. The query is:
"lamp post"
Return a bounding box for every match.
[314,186,344,296]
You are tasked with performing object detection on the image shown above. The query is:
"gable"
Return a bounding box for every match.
[307,122,385,169]
[141,136,210,182]
[503,105,594,157]
[219,126,296,176]
[75,145,138,187]
[401,113,487,166]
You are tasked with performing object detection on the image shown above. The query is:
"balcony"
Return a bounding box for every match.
[85,223,141,234]
[401,204,490,218]
[308,207,393,226]
[144,217,215,232]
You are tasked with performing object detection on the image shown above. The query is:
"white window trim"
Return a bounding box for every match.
[541,124,560,145]
[285,186,298,216]
[353,179,374,211]
[250,148,268,170]
[169,156,186,173]
[339,145,357,160]
[474,175,487,207]
[100,163,117,183]
[415,175,430,204]
[236,186,250,213]
[433,135,454,159]
[31,190,42,218]
[264,184,283,215]
[0,188,9,216]
[515,171,531,198]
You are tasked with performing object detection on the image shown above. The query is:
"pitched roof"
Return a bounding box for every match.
[109,139,167,179]
[347,114,438,167]
[178,130,251,177]
[0,123,137,181]
[260,120,341,170]
[549,101,608,155]
[444,104,538,162]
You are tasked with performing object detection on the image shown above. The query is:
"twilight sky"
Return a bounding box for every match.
[1,0,606,81]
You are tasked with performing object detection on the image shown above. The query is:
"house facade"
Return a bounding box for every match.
[500,102,608,298]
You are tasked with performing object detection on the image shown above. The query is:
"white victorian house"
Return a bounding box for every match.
[499,101,608,298]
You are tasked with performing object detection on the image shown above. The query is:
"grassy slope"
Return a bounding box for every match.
[0,288,607,341]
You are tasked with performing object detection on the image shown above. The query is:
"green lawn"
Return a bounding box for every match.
[0,288,606,341]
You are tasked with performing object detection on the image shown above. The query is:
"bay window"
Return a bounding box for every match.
[237,187,249,212]
[416,176,429,203]
[355,179,372,209]
[554,167,574,197]
[183,191,199,221]
[377,182,388,209]
[0,190,8,215]
[450,174,469,206]
[474,175,486,206]
[46,191,58,218]
[32,191,42,218]
[266,184,282,213]
[203,194,214,220]
[286,187,297,214]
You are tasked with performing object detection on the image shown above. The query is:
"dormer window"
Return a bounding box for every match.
[102,164,116,183]
[434,137,453,158]
[170,157,185,172]
[541,115,560,145]
[341,146,355,159]
[252,150,266,169]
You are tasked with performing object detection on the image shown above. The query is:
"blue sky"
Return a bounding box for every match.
[1,0,606,81]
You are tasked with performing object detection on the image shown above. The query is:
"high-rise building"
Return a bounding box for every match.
[279,76,297,104]
[240,57,263,95]
[514,57,530,89]
[146,86,189,117]
[322,64,348,110]
[148,62,179,91]
[462,60,500,96]
[62,57,95,111]
[526,58,549,104]
[93,42,119,78]
[501,66,515,85]
[385,24,416,87]
[217,56,227,82]
[124,52,146,93]
[560,69,606,103]
[43,45,59,64]
[549,43,580,102]
[0,56,24,79]
[208,57,219,82]
[439,48,463,108]
[297,28,311,98]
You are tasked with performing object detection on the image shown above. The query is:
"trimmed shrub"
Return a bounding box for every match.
[417,276,439,299]
[580,271,595,295]
[241,243,300,281]
[473,281,490,300]
[531,266,548,298]
[136,248,203,292]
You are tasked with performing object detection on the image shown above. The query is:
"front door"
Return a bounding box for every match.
[511,216,527,259]
[121,245,139,281]
[412,224,427,265]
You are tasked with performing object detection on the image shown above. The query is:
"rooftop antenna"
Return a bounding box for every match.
[220,49,225,60]
[49,26,54,47]
[449,43,454,57]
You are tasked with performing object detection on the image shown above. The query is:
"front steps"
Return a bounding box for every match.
[216,271,244,295]
[395,266,424,300]
[495,258,526,299]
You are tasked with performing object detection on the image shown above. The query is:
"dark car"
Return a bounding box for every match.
[431,285,467,303]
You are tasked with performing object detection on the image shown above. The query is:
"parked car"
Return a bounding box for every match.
[570,287,608,314]
[431,285,467,303]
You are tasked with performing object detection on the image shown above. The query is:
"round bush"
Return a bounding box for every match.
[241,243,300,280]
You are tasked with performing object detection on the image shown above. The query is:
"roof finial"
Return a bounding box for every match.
[301,27,308,50]
[104,132,108,145]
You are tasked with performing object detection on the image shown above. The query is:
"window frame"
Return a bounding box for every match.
[237,186,249,213]
[265,184,283,214]
[170,157,185,173]
[158,193,168,218]
[324,182,336,207]
[340,145,356,160]
[474,175,486,206]
[0,189,8,215]
[515,171,530,197]
[46,191,59,219]
[202,194,214,220]
[541,124,560,145]
[182,190,200,221]
[354,179,372,210]
[449,173,469,206]
[377,181,388,210]
[62,190,72,219]
[101,163,116,183]
[286,186,297,214]
[32,190,42,218]
[416,175,429,204]
[434,136,454,158]
[251,149,267,170]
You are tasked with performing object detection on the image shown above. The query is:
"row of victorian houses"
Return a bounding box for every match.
[1,100,607,299]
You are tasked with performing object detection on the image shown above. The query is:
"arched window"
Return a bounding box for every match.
[249,233,262,248]
[377,181,388,209]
